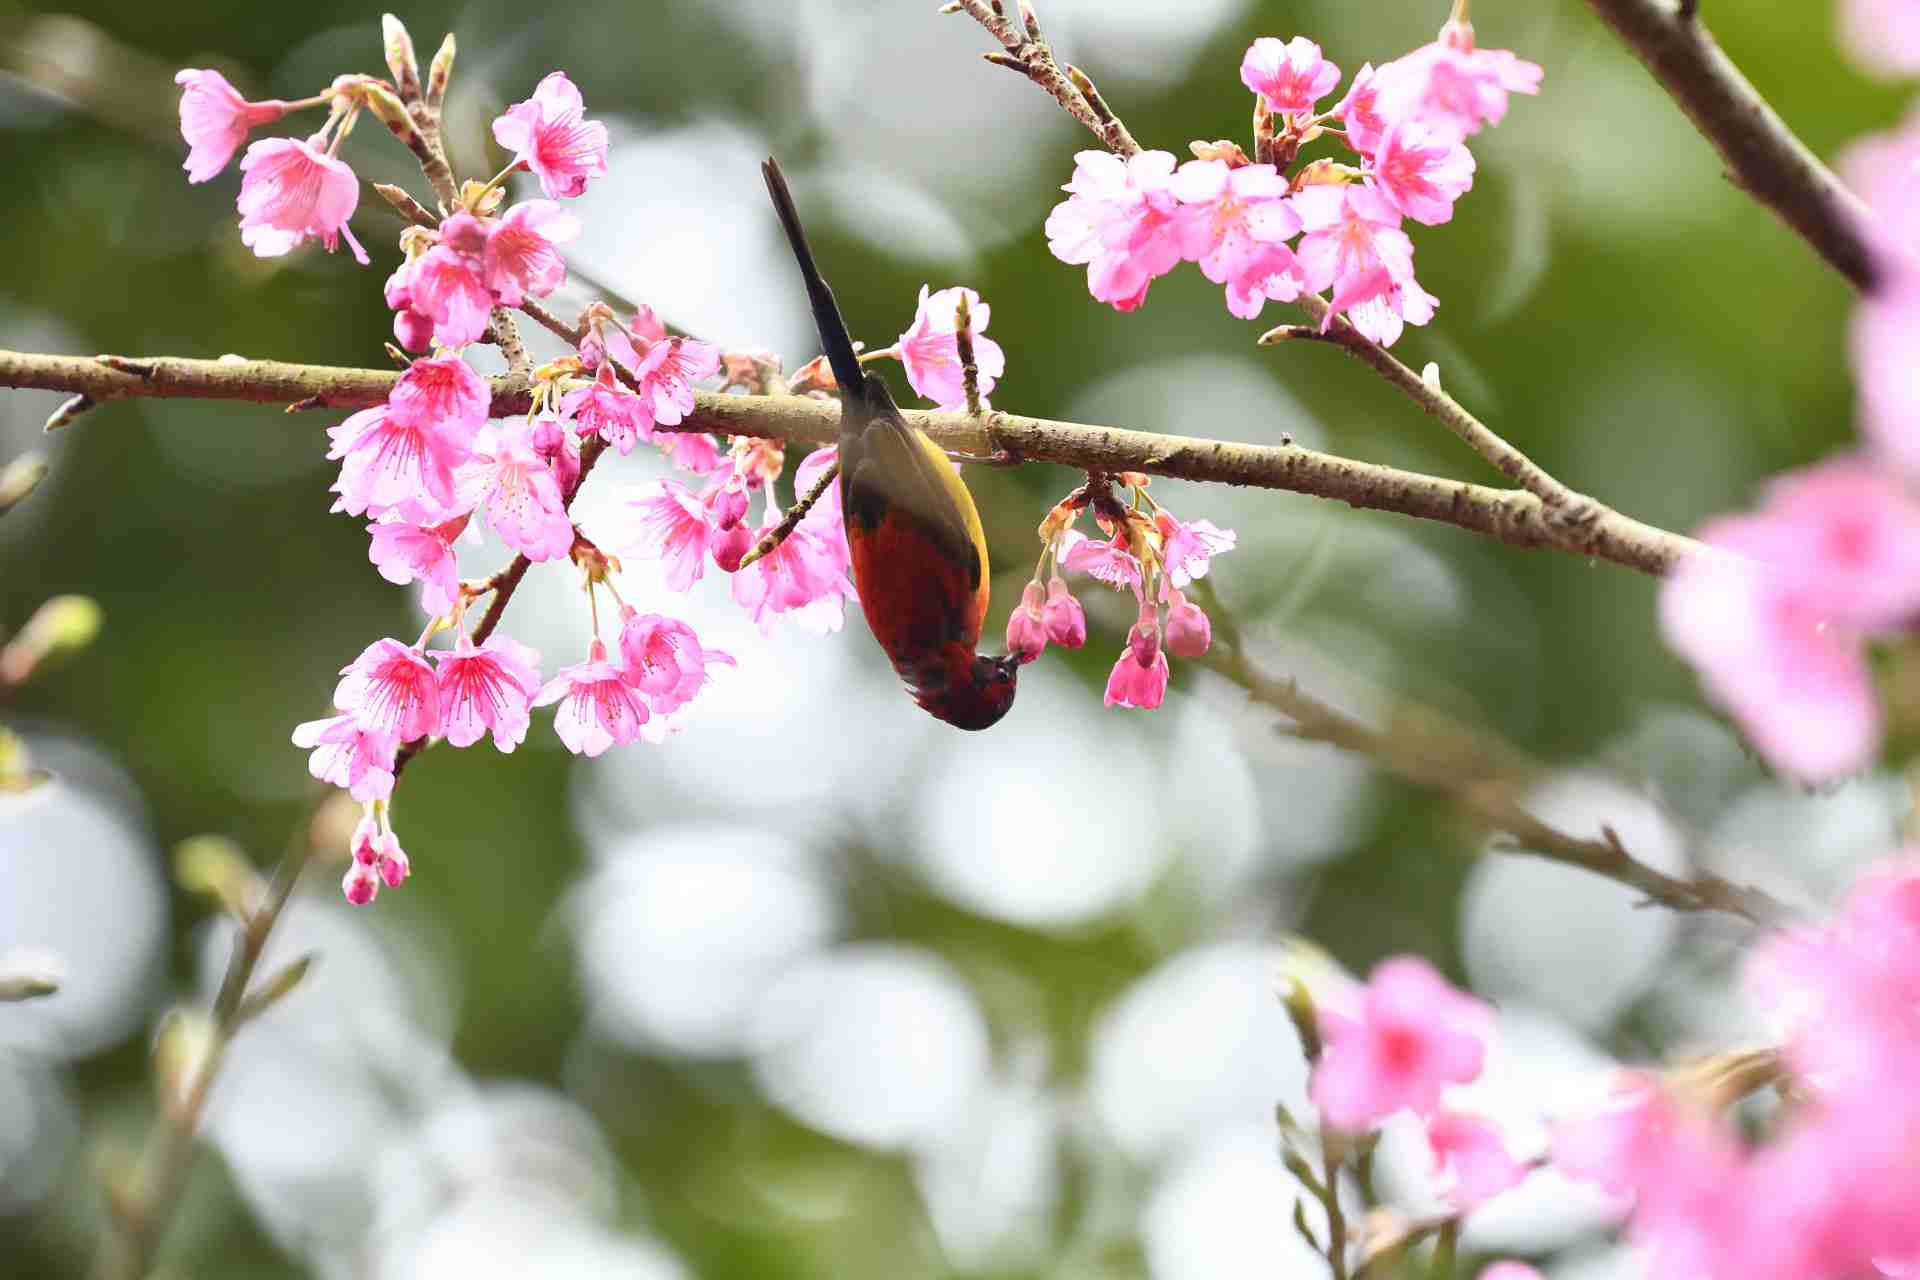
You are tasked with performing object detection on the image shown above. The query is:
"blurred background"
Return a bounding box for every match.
[0,0,1908,1276]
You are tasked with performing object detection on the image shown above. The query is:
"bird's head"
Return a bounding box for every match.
[919,650,1020,731]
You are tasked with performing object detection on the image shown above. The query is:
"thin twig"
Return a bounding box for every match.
[947,0,1139,154]
[0,348,1707,576]
[738,460,839,570]
[953,292,984,417]
[1585,0,1879,291]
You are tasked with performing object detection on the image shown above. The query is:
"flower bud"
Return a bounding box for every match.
[1165,592,1212,657]
[710,522,753,573]
[343,861,380,906]
[376,831,411,888]
[0,453,47,516]
[1006,579,1049,662]
[1042,577,1087,648]
[0,594,103,687]
[438,211,487,256]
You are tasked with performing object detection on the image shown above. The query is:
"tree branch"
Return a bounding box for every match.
[1585,0,1880,291]
[0,347,1706,576]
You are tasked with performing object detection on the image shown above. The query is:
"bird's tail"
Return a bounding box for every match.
[762,157,864,398]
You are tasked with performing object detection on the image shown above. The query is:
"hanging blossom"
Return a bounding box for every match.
[236,133,368,265]
[328,356,487,522]
[176,68,292,183]
[490,71,609,199]
[534,639,651,757]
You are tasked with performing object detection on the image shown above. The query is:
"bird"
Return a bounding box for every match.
[761,157,1019,730]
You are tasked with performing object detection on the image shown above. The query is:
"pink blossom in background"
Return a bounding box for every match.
[490,71,609,199]
[1154,511,1237,586]
[1851,275,1920,479]
[533,641,649,757]
[1839,0,1920,80]
[405,245,492,348]
[328,404,470,522]
[632,337,720,428]
[1551,1071,1678,1203]
[659,430,727,474]
[616,611,733,717]
[1240,37,1342,115]
[730,520,855,634]
[1427,1109,1527,1210]
[1293,183,1423,331]
[482,199,578,306]
[1059,529,1144,594]
[1006,579,1048,660]
[1370,119,1476,225]
[1042,576,1087,647]
[432,633,541,750]
[1371,33,1543,144]
[1103,607,1169,709]
[1170,160,1304,318]
[236,134,368,264]
[1659,461,1920,782]
[1311,955,1492,1131]
[333,638,442,742]
[562,363,654,454]
[1163,590,1212,657]
[794,446,843,539]
[372,830,410,888]
[176,68,289,183]
[1336,63,1391,155]
[476,421,576,561]
[291,713,397,802]
[599,479,715,590]
[1045,149,1186,311]
[1837,107,1920,258]
[1478,1266,1543,1280]
[895,285,1006,409]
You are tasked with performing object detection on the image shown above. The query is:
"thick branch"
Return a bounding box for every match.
[0,347,1704,575]
[1586,0,1879,291]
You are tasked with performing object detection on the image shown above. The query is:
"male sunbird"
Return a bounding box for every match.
[762,157,1020,730]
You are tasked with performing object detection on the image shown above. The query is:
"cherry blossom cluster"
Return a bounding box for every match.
[1551,861,1920,1280]
[1044,8,1539,345]
[1003,475,1235,710]
[1286,956,1538,1277]
[1657,42,1920,783]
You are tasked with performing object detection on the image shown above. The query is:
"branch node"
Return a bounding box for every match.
[43,392,96,432]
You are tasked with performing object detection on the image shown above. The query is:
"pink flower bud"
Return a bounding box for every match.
[375,832,411,888]
[343,862,379,906]
[703,473,750,530]
[710,521,753,572]
[1042,577,1087,648]
[1165,592,1212,657]
[1006,579,1049,661]
[350,811,381,865]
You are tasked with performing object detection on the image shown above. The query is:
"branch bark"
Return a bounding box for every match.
[0,347,1705,576]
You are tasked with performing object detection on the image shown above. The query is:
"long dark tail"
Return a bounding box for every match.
[762,157,864,398]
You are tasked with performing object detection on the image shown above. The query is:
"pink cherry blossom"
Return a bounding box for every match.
[1046,149,1186,311]
[1293,184,1434,343]
[1155,510,1237,586]
[1428,1109,1526,1210]
[731,519,856,634]
[386,261,434,351]
[1103,608,1170,709]
[1059,529,1144,594]
[373,829,411,888]
[333,637,442,742]
[1170,160,1304,318]
[1335,63,1391,156]
[236,134,368,264]
[490,71,609,199]
[1006,579,1048,660]
[1839,0,1920,79]
[1370,118,1476,225]
[175,68,289,184]
[895,285,1006,409]
[794,447,842,539]
[482,199,578,306]
[1344,273,1440,347]
[1478,1266,1543,1280]
[1239,37,1341,115]
[632,336,720,428]
[477,420,576,561]
[389,355,490,440]
[1042,577,1087,647]
[433,633,541,750]
[1370,34,1543,144]
[1163,590,1212,657]
[1837,108,1920,264]
[598,478,715,591]
[328,404,467,522]
[533,640,649,757]
[343,861,380,905]
[659,430,727,474]
[561,363,654,454]
[1311,955,1492,1131]
[1551,1071,1677,1202]
[580,306,665,373]
[616,610,734,717]
[406,244,492,349]
[710,521,753,573]
[528,413,580,496]
[1851,273,1920,479]
[349,810,381,865]
[291,713,396,802]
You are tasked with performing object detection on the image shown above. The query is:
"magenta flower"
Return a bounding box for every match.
[632,336,720,428]
[1045,149,1186,311]
[1239,36,1341,115]
[1163,590,1212,658]
[1838,108,1920,263]
[659,430,727,474]
[175,68,289,184]
[895,285,1007,409]
[343,861,380,906]
[533,641,649,757]
[616,611,734,717]
[477,422,576,562]
[389,356,490,440]
[562,362,654,455]
[1335,63,1392,156]
[490,71,609,199]
[528,413,581,496]
[1155,510,1237,587]
[328,404,468,522]
[1059,529,1144,594]
[406,245,492,349]
[1427,1109,1526,1210]
[373,829,411,888]
[1477,1266,1543,1280]
[1170,160,1304,319]
[291,713,397,802]
[1310,955,1493,1131]
[1370,118,1476,226]
[385,261,435,352]
[731,519,856,634]
[483,200,578,306]
[1006,579,1049,661]
[1371,33,1543,144]
[1103,608,1170,709]
[333,637,442,742]
[433,633,541,750]
[599,478,714,591]
[236,134,368,265]
[1042,577,1087,648]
